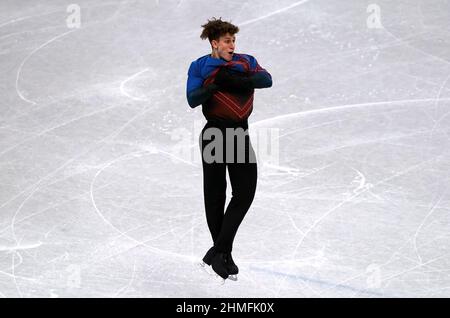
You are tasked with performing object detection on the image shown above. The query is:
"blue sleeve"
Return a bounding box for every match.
[186,62,204,95]
[186,61,218,108]
[247,55,259,70]
[246,55,273,89]
[251,71,272,89]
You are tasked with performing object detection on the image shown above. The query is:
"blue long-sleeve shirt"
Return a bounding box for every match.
[186,53,272,108]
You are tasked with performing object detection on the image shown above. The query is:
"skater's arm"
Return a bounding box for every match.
[214,68,272,94]
[247,54,273,89]
[187,83,219,108]
[186,61,218,108]
[250,71,272,89]
[213,54,272,93]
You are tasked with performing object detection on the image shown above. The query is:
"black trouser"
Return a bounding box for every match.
[199,119,258,253]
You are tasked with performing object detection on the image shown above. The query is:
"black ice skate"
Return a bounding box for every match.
[225,253,239,281]
[202,246,216,265]
[211,252,229,282]
[198,246,216,276]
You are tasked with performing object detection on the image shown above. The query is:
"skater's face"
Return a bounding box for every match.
[211,33,236,61]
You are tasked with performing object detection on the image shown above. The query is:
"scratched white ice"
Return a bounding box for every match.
[0,0,449,297]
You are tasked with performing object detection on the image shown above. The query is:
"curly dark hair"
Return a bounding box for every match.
[200,17,239,42]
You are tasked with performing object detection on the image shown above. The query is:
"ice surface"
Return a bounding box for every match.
[0,0,450,297]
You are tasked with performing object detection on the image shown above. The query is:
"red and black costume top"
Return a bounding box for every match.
[186,53,272,124]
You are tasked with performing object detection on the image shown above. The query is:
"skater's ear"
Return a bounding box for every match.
[211,39,219,50]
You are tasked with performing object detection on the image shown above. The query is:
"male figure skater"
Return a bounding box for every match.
[186,17,272,282]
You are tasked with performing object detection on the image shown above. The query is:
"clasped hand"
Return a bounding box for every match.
[213,67,254,95]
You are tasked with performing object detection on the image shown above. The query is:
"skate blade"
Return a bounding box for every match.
[214,274,226,285]
[198,261,215,276]
[228,274,238,281]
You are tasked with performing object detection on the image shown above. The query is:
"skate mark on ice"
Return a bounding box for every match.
[0,1,126,29]
[292,155,444,258]
[1,80,179,210]
[113,261,137,297]
[89,148,200,261]
[16,29,77,105]
[382,254,448,285]
[0,242,42,252]
[252,98,450,128]
[179,0,311,39]
[5,101,174,257]
[187,98,448,153]
[274,153,445,296]
[0,16,34,28]
[383,27,450,66]
[424,73,450,158]
[250,266,386,297]
[120,68,151,101]
[326,223,450,298]
[413,192,446,264]
[0,103,123,159]
[3,86,194,254]
[13,1,132,106]
[238,0,311,26]
[11,251,23,297]
[276,119,344,140]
